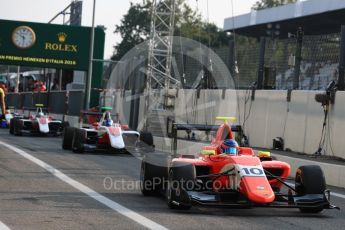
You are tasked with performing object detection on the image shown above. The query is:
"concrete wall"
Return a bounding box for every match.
[169,89,345,159]
[332,93,345,158]
[105,89,344,159]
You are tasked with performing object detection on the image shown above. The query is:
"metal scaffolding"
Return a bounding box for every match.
[143,0,177,131]
[146,0,177,91]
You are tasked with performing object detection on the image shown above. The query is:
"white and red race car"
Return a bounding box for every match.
[62,107,154,153]
[9,104,68,136]
[0,107,23,128]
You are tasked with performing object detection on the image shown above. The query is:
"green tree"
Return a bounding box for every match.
[252,0,297,10]
[112,0,228,60]
[112,1,151,60]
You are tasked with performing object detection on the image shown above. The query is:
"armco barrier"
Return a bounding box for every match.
[5,90,83,117]
[22,92,33,108]
[33,92,49,107]
[5,93,22,109]
[49,91,67,114]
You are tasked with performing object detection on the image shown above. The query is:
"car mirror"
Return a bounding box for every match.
[258,151,270,157]
[201,149,216,155]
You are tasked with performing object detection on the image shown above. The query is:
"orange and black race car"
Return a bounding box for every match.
[140,117,339,213]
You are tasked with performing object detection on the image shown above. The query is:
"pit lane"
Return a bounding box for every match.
[0,129,344,230]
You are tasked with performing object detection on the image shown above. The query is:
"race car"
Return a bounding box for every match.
[140,117,339,213]
[62,107,154,154]
[0,107,23,128]
[9,104,68,136]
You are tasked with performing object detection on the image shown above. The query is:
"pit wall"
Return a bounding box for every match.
[110,89,345,159]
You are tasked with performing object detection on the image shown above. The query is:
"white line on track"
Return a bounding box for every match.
[0,141,169,230]
[0,221,11,230]
[286,181,345,199]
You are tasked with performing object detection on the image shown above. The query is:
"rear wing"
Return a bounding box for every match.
[79,110,119,119]
[79,109,120,127]
[22,107,49,112]
[169,123,241,133]
[22,105,49,115]
[167,118,243,156]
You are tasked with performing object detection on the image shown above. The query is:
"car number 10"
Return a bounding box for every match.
[239,166,265,177]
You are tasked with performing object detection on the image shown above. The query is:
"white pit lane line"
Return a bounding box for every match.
[0,221,11,230]
[0,141,169,230]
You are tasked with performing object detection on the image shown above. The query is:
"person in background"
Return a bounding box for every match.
[51,78,59,91]
[0,83,7,119]
[33,80,47,92]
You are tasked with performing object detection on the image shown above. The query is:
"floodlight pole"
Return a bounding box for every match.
[85,0,96,110]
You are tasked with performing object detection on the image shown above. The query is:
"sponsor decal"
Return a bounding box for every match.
[44,32,78,53]
[238,165,265,177]
[38,117,47,125]
[108,127,121,136]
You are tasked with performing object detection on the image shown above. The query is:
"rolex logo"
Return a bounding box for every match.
[45,32,77,52]
[57,32,67,43]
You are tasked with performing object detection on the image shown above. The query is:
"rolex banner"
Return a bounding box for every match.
[0,19,105,71]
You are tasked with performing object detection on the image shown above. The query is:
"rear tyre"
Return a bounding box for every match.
[62,121,70,128]
[167,162,195,210]
[59,121,70,135]
[140,154,169,196]
[140,131,154,147]
[72,128,86,153]
[295,165,326,213]
[62,127,76,150]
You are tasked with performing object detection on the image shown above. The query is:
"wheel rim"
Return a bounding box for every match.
[295,174,303,195]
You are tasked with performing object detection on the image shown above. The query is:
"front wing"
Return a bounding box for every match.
[178,190,339,210]
[20,119,64,135]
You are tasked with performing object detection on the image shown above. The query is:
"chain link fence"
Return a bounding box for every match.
[102,32,341,92]
[299,33,340,90]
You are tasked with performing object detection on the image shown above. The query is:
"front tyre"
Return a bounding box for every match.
[140,154,169,196]
[295,165,326,213]
[167,162,195,210]
[62,127,75,150]
[72,129,86,153]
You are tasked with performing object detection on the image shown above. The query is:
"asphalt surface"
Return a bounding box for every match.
[0,129,345,230]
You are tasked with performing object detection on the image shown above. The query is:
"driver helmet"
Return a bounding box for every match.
[103,112,113,127]
[37,111,44,117]
[221,139,239,155]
